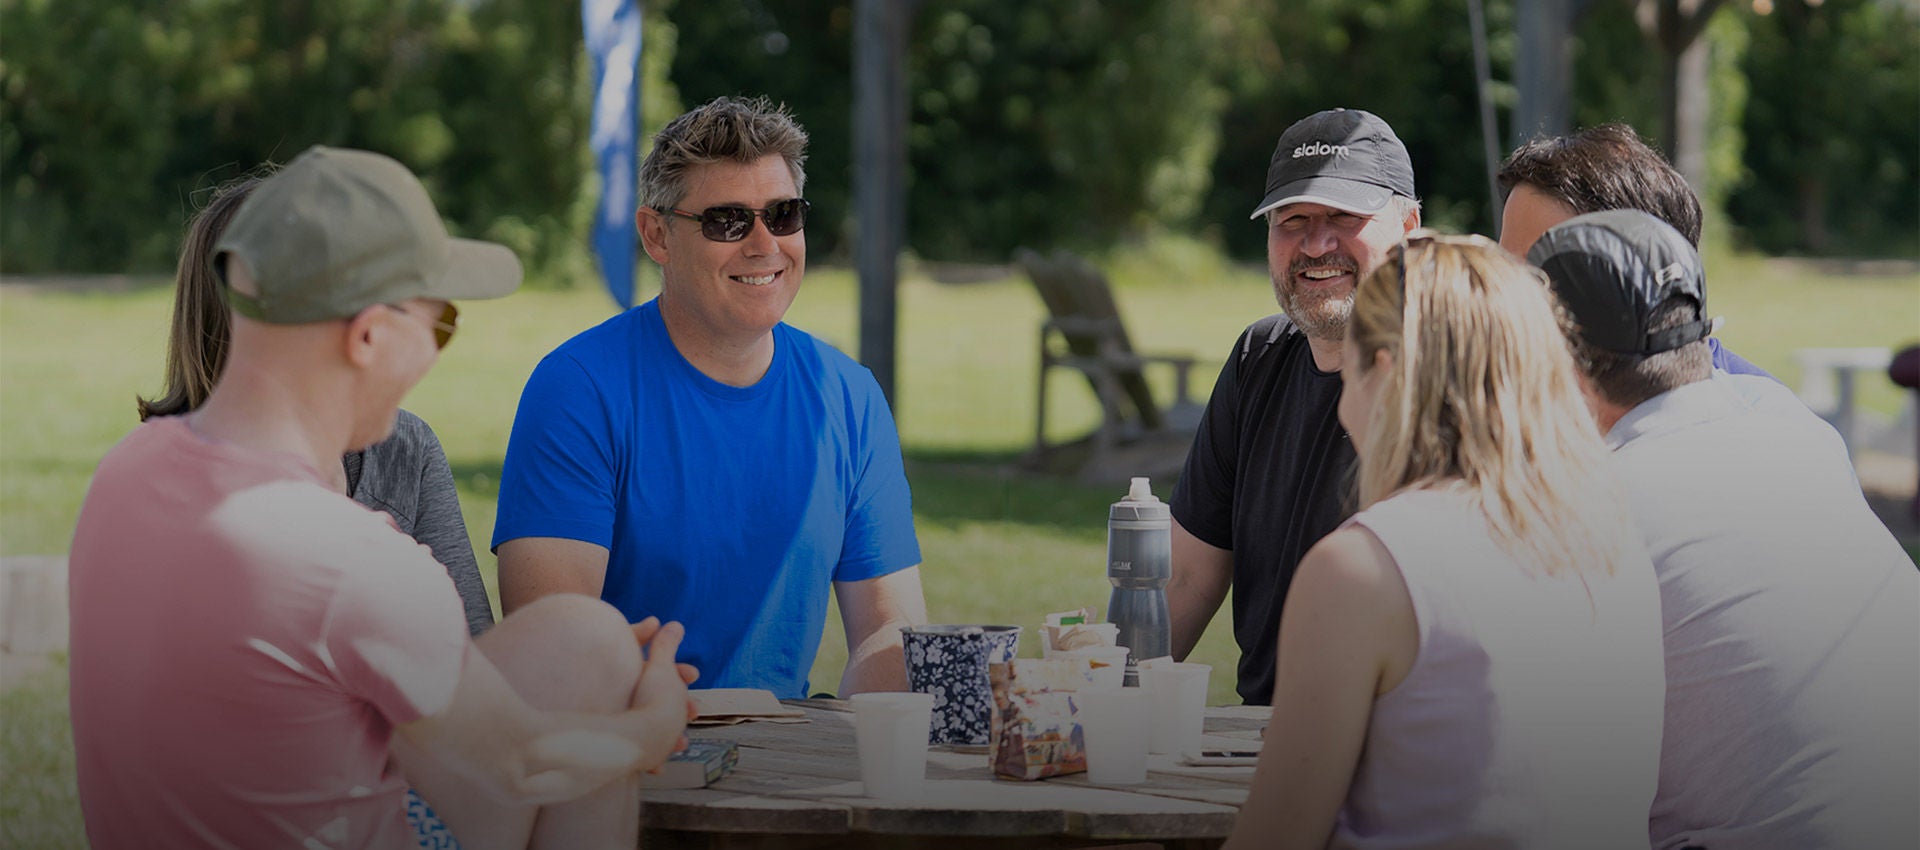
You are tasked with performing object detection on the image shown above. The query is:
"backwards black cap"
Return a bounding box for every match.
[1528,209,1711,356]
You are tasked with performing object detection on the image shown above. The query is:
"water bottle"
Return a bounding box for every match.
[1106,476,1171,682]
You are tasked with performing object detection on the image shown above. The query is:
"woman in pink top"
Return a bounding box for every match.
[1225,233,1666,849]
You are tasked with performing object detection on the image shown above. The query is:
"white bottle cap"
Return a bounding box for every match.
[1127,477,1157,502]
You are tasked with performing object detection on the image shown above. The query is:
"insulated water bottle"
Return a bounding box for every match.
[1106,476,1171,678]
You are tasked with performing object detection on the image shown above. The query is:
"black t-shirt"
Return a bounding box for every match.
[1170,314,1355,705]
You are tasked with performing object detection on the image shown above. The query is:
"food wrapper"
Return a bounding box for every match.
[1042,608,1119,656]
[987,657,1094,780]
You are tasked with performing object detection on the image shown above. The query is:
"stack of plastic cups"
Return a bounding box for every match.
[851,692,934,800]
[1075,684,1150,785]
[1139,661,1211,757]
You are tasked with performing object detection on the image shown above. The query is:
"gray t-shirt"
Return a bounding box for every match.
[1611,373,1919,849]
[345,409,494,636]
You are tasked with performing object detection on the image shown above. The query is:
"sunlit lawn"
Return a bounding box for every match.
[3,238,1916,847]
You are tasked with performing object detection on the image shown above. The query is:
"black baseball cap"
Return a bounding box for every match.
[1528,209,1712,355]
[1250,108,1416,220]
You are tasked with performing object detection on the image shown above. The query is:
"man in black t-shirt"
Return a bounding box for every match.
[1168,109,1421,705]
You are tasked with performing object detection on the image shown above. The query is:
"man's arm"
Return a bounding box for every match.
[834,566,928,695]
[498,537,611,615]
[395,622,691,805]
[1168,519,1232,661]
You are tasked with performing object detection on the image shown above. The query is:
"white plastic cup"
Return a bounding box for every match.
[851,692,934,800]
[1139,661,1210,755]
[1075,685,1150,785]
[1058,645,1131,688]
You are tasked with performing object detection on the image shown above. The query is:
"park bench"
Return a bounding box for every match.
[1794,346,1892,461]
[1014,248,1204,483]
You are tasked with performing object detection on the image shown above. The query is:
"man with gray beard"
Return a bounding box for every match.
[1167,109,1421,704]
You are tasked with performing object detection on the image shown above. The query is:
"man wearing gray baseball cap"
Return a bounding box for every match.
[1166,109,1421,705]
[69,146,696,849]
[1532,209,1919,850]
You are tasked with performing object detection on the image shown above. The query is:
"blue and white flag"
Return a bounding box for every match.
[584,0,642,308]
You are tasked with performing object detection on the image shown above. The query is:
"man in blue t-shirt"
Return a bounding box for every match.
[493,96,927,699]
[1496,123,1776,381]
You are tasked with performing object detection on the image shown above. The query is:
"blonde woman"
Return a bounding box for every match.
[1224,233,1665,849]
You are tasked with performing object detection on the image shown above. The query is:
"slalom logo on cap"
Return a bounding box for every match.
[1292,141,1350,159]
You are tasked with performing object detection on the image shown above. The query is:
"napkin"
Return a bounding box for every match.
[1041,607,1119,656]
[687,688,809,726]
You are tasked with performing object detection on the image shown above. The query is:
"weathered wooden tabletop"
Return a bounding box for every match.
[640,698,1270,850]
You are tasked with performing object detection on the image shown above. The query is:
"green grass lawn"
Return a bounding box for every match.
[2,238,1915,847]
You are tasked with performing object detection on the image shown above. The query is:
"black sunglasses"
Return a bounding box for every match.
[658,198,810,242]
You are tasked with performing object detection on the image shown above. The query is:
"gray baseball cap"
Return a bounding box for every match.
[1528,209,1712,355]
[214,146,520,323]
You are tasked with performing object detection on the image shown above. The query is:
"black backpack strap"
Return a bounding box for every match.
[1239,313,1297,365]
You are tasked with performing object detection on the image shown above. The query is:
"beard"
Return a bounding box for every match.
[1275,253,1359,340]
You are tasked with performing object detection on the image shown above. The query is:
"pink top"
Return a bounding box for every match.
[1333,488,1666,850]
[68,418,470,849]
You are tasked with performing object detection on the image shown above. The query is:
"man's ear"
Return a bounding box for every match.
[341,306,384,369]
[1401,205,1422,235]
[637,207,671,266]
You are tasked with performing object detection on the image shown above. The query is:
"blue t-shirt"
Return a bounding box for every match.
[493,298,921,698]
[1709,338,1776,382]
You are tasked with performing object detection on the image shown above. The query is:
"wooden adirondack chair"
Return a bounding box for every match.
[1015,248,1203,482]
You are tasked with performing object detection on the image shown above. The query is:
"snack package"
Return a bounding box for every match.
[987,657,1094,780]
[1041,608,1120,657]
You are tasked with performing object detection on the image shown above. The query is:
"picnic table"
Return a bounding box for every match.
[639,698,1272,849]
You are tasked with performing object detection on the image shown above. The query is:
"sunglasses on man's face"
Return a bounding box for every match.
[386,302,460,350]
[658,198,810,242]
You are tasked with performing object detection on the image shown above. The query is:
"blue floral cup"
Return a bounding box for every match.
[901,624,1022,746]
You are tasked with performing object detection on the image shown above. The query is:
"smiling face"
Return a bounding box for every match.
[1266,201,1412,342]
[639,155,806,352]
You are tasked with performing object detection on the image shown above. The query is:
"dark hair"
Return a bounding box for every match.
[638,95,809,212]
[136,172,272,421]
[1566,297,1713,409]
[1498,124,1703,247]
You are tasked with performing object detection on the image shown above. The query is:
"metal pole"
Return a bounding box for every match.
[1467,0,1504,232]
[853,0,912,408]
[1513,0,1575,149]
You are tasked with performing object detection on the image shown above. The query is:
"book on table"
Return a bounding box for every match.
[640,738,740,790]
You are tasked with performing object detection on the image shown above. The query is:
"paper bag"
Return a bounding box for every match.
[987,657,1093,780]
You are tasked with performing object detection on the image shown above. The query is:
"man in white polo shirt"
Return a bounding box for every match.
[1531,209,1919,850]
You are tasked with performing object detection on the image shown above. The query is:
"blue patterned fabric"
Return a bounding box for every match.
[404,788,462,850]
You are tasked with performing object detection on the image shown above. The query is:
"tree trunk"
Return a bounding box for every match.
[1647,0,1727,194]
[1797,175,1830,253]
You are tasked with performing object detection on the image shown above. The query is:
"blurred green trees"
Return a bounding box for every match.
[667,0,1221,261]
[2,0,1913,275]
[1730,0,1919,256]
[2,0,676,277]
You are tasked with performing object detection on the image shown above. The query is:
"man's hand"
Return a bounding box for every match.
[631,616,701,760]
[627,620,696,770]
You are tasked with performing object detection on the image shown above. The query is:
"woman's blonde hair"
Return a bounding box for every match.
[1347,231,1635,578]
